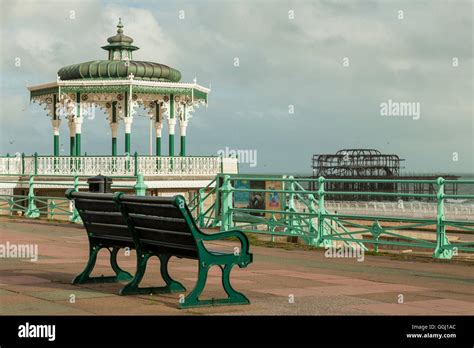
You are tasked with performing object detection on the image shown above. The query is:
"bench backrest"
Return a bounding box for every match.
[115,194,199,259]
[66,191,134,246]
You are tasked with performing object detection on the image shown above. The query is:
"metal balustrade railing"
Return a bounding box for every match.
[0,153,233,176]
[2,170,472,260]
[188,175,474,260]
[0,175,139,222]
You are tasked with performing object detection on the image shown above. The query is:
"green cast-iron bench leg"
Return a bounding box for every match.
[72,246,133,284]
[179,261,250,309]
[120,252,186,295]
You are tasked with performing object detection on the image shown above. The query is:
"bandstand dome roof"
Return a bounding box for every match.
[57,18,182,82]
[58,60,182,82]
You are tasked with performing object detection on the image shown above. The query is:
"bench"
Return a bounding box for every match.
[65,192,134,285]
[66,190,253,308]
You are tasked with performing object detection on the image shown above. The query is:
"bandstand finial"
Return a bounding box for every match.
[117,18,124,33]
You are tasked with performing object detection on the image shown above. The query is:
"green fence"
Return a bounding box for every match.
[188,174,474,260]
[0,174,144,222]
[2,172,473,260]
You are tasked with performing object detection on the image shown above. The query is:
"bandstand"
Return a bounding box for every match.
[0,19,237,209]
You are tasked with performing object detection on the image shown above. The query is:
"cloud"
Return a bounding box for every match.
[0,0,472,174]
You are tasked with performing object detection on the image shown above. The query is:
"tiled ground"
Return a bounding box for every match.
[1,217,473,315]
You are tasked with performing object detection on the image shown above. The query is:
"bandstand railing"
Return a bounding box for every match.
[0,153,236,176]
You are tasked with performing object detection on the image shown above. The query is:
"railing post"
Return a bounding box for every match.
[281,177,288,223]
[288,176,296,235]
[433,177,452,259]
[70,175,81,223]
[8,196,15,216]
[198,188,206,228]
[111,154,117,173]
[6,153,9,174]
[124,152,130,174]
[220,175,233,231]
[54,151,59,173]
[21,152,25,175]
[315,176,330,247]
[25,176,40,218]
[213,175,221,226]
[33,152,38,175]
[134,174,147,196]
[308,193,318,245]
[134,152,139,176]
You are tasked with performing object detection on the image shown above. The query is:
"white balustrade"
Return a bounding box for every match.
[137,156,223,176]
[0,155,237,177]
[0,157,22,174]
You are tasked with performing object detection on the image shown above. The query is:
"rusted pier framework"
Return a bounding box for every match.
[309,149,458,200]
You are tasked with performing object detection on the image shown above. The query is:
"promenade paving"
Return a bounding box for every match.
[1,218,473,315]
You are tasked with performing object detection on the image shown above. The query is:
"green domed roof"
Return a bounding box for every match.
[57,19,181,82]
[58,60,182,82]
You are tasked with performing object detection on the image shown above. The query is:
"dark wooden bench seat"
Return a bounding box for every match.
[66,190,253,308]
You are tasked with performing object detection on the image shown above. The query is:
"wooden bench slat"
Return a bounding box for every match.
[134,226,196,246]
[139,239,199,258]
[118,195,176,204]
[85,222,133,240]
[122,202,183,218]
[130,214,189,234]
[81,211,126,226]
[75,199,118,212]
[140,238,198,250]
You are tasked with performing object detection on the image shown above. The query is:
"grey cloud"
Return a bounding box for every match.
[0,0,472,174]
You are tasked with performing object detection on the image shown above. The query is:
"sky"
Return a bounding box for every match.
[0,0,472,174]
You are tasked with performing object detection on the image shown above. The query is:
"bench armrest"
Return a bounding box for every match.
[65,188,77,200]
[199,229,250,254]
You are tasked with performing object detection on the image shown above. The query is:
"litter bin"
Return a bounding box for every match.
[87,175,113,193]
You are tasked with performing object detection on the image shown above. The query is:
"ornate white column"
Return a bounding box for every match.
[110,101,119,156]
[167,116,176,157]
[59,93,77,157]
[179,103,189,157]
[162,95,176,156]
[110,122,118,156]
[74,115,83,157]
[51,94,61,156]
[51,118,61,156]
[68,118,76,156]
[73,93,83,157]
[179,102,197,157]
[154,102,163,156]
[123,116,133,155]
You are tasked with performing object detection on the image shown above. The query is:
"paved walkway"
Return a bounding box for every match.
[0,218,473,315]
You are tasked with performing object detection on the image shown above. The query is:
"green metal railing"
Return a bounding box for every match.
[2,172,472,260]
[188,174,474,260]
[188,176,219,228]
[0,174,145,222]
